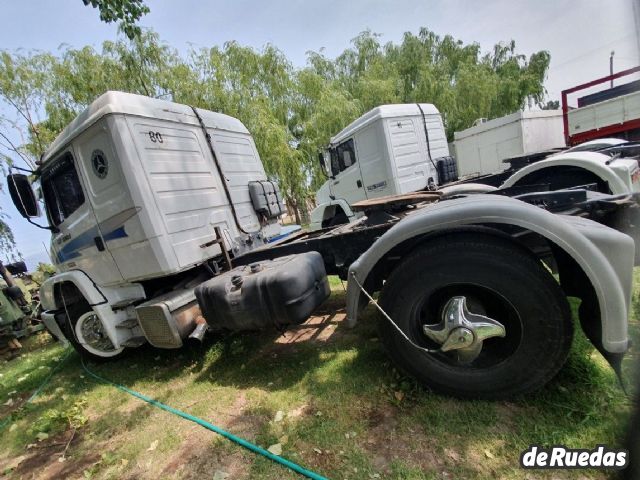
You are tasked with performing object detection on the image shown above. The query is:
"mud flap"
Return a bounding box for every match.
[579,298,629,395]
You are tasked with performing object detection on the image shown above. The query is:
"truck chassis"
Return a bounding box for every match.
[226,185,639,398]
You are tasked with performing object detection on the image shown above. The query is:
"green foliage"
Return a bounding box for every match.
[0,215,16,256]
[0,27,551,227]
[83,0,150,40]
[30,396,88,436]
[31,263,56,284]
[542,99,561,110]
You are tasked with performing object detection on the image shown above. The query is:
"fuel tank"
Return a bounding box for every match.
[195,252,330,331]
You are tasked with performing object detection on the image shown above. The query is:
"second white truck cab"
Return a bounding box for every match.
[310,104,450,229]
[311,103,640,232]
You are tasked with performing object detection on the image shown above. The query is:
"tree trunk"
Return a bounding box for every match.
[291,199,301,225]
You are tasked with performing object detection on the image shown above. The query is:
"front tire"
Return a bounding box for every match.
[378,233,573,399]
[63,300,125,362]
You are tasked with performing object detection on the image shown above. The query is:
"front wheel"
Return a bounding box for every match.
[63,300,125,362]
[378,233,573,399]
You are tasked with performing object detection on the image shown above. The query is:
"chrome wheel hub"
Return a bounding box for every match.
[422,296,506,363]
[79,313,117,353]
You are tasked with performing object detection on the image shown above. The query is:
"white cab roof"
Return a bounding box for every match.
[42,91,249,164]
[331,103,440,145]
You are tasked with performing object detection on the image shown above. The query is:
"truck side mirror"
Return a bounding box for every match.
[318,151,331,178]
[7,174,40,218]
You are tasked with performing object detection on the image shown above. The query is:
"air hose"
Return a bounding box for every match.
[79,358,328,480]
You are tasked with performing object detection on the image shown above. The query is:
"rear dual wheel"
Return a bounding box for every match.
[378,233,573,399]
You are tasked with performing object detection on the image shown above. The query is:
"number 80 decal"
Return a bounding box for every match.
[148,131,163,143]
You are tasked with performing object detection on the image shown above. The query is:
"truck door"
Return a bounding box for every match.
[330,138,366,205]
[42,150,124,286]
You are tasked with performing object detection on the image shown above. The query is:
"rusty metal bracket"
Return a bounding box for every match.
[200,226,233,272]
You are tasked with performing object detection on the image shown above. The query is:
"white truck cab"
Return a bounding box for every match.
[310,104,449,229]
[39,91,279,284]
[8,91,286,359]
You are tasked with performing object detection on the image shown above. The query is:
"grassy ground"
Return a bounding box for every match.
[0,274,638,480]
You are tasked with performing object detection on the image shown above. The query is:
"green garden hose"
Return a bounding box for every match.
[79,357,328,480]
[1,348,327,479]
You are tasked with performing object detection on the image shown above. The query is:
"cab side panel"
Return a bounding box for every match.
[209,128,266,232]
[387,114,448,194]
[125,116,234,269]
[355,121,393,198]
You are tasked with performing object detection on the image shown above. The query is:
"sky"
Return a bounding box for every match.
[1,0,639,268]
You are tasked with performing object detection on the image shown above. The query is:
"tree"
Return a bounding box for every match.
[31,262,56,285]
[541,99,560,110]
[82,0,150,40]
[0,27,552,237]
[0,51,58,259]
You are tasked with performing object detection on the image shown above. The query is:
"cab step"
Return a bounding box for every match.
[121,336,146,348]
[116,318,139,329]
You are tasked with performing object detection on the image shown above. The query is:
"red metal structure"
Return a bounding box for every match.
[561,66,640,146]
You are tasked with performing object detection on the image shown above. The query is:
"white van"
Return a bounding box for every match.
[310,104,449,229]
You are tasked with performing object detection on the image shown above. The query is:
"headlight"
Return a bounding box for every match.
[40,280,57,311]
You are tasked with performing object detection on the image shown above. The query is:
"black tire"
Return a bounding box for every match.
[322,209,349,228]
[378,233,573,399]
[62,299,126,362]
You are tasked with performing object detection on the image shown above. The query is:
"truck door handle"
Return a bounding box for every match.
[94,236,105,252]
[356,180,363,188]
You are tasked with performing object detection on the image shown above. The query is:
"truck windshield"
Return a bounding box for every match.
[40,153,85,227]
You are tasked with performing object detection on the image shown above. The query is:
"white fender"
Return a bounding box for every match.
[501,152,633,194]
[346,194,635,354]
[40,270,145,348]
[309,199,356,231]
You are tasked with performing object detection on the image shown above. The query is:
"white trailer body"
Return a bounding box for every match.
[567,90,640,142]
[453,110,565,177]
[311,104,449,229]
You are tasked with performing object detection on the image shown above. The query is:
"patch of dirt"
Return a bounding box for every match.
[286,403,311,419]
[0,391,31,418]
[275,310,345,345]
[156,423,250,479]
[492,401,527,434]
[0,332,54,362]
[156,392,258,479]
[1,429,99,480]
[358,404,442,476]
[177,448,249,480]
